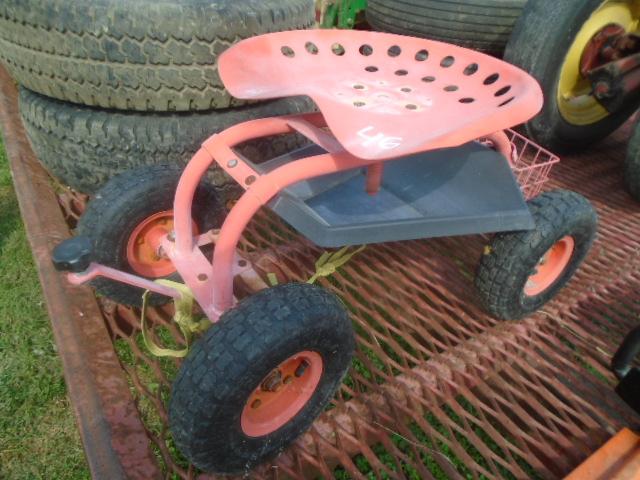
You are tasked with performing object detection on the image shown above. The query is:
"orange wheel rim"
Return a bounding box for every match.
[524,236,575,297]
[125,210,196,278]
[241,351,323,437]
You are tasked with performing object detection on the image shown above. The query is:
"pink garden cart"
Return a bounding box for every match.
[51,30,597,474]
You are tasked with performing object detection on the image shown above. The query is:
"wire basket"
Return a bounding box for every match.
[506,129,560,200]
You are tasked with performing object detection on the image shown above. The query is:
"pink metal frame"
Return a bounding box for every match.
[68,112,515,323]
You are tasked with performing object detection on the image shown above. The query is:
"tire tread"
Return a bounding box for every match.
[169,283,355,473]
[0,0,315,111]
[19,87,312,195]
[366,0,526,55]
[475,190,597,319]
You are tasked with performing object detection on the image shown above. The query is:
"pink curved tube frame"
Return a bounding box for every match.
[165,112,515,321]
[66,113,516,321]
[170,113,371,318]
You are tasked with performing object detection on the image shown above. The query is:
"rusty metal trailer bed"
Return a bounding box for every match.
[1,63,638,479]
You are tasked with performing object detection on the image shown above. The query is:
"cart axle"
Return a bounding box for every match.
[583,27,640,113]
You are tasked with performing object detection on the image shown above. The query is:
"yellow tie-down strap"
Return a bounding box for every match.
[141,246,366,357]
[307,245,366,284]
[140,279,210,358]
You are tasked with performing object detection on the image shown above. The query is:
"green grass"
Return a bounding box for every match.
[0,134,89,479]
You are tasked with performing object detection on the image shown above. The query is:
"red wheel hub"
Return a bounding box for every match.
[580,24,629,76]
[125,210,196,278]
[241,351,323,437]
[524,236,575,297]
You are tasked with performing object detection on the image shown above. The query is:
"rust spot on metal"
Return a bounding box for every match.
[0,65,162,479]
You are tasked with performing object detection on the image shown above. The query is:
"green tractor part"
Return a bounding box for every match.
[317,0,368,29]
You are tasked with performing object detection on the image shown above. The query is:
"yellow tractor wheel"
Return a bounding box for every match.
[557,1,640,126]
[505,0,640,152]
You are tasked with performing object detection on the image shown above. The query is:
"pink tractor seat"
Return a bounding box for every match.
[218,29,544,161]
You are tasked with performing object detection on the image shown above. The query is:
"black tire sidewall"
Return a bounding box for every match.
[476,190,597,319]
[625,120,640,201]
[504,0,638,152]
[77,164,225,306]
[0,0,315,111]
[19,87,312,195]
[517,208,595,313]
[187,326,348,469]
[169,283,355,474]
[366,0,526,56]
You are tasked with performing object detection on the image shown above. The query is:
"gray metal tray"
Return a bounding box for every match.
[252,142,534,248]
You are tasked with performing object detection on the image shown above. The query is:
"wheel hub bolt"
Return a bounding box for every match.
[261,369,282,392]
[295,359,309,378]
[594,81,613,98]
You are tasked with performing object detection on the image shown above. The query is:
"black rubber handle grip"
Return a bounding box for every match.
[612,326,640,380]
[51,236,93,273]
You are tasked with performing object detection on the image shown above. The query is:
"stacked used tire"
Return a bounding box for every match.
[366,0,527,57]
[0,0,316,200]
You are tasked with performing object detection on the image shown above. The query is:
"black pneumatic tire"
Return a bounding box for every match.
[19,88,313,198]
[503,0,640,153]
[77,164,226,307]
[475,190,597,320]
[0,0,315,112]
[625,120,640,202]
[169,283,355,474]
[366,0,527,56]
